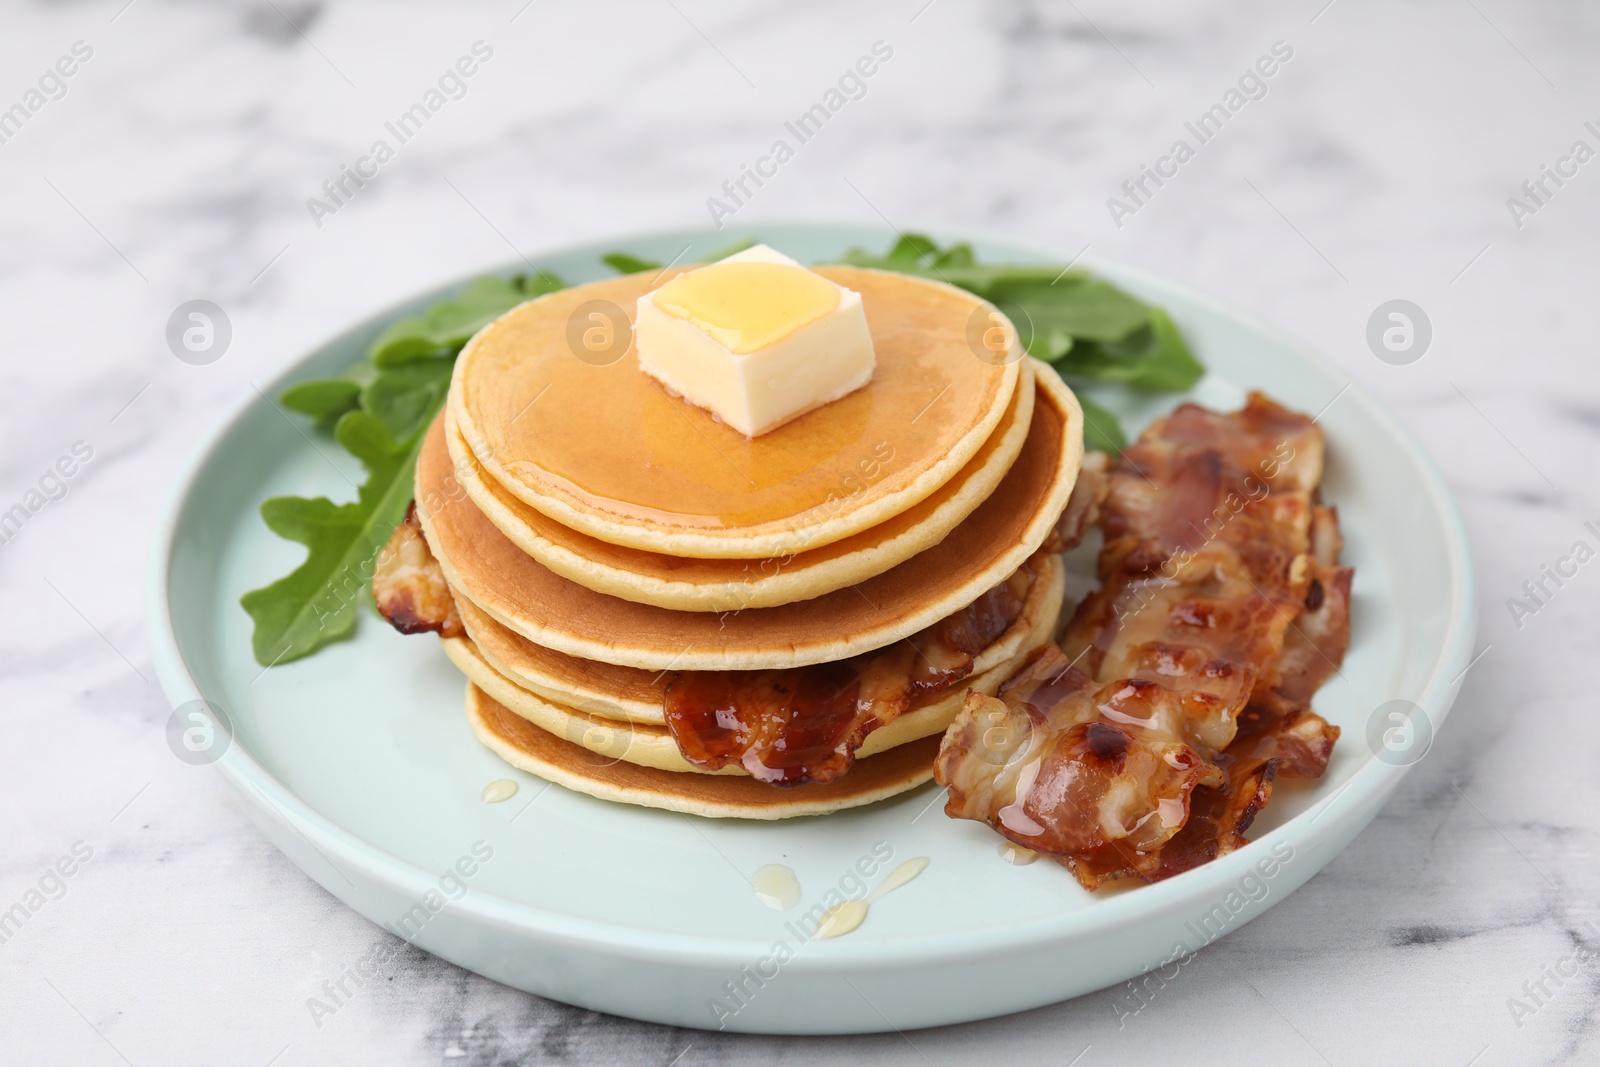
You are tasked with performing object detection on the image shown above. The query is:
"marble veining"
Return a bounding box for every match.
[2,0,1598,1063]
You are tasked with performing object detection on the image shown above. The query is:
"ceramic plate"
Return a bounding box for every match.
[147,223,1475,1034]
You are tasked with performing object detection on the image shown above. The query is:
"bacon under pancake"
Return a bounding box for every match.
[664,565,1035,787]
[372,503,463,638]
[1049,450,1109,551]
[937,393,1350,889]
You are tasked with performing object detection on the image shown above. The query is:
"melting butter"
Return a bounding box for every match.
[998,843,1039,865]
[752,864,802,910]
[653,260,840,353]
[481,779,518,804]
[815,857,931,940]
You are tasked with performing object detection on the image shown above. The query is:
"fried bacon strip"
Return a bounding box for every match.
[665,565,1036,787]
[937,393,1350,889]
[1048,450,1109,551]
[372,503,463,639]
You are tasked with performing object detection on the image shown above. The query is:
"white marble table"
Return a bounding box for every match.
[2,1,1595,1063]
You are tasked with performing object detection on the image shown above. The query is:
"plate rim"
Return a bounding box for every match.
[145,220,1477,970]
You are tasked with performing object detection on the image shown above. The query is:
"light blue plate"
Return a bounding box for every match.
[146,223,1475,1034]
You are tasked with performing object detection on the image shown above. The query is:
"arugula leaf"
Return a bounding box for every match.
[845,240,1144,346]
[370,273,563,366]
[522,271,566,299]
[851,233,941,269]
[841,237,1082,293]
[701,237,755,262]
[597,236,760,281]
[1052,308,1203,392]
[280,363,375,428]
[360,359,454,441]
[241,408,436,666]
[603,252,661,274]
[280,379,361,424]
[843,233,1208,445]
[930,242,975,269]
[244,270,568,667]
[1076,393,1128,455]
[990,277,1150,346]
[600,239,757,275]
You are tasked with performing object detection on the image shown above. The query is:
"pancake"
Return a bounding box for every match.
[449,636,736,774]
[452,553,1066,727]
[442,554,1064,771]
[443,361,1036,612]
[465,685,944,819]
[448,265,1021,559]
[454,596,665,723]
[416,361,1084,672]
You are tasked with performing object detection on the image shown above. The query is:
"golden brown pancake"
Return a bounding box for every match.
[452,596,666,723]
[415,361,1084,671]
[448,266,1021,559]
[465,684,944,819]
[443,362,1036,611]
[447,635,737,773]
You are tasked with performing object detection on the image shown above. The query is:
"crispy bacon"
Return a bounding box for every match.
[937,393,1349,889]
[665,565,1036,786]
[1049,450,1110,552]
[372,503,463,638]
[1256,506,1353,717]
[940,643,1247,880]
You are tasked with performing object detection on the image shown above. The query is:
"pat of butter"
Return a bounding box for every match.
[635,245,875,436]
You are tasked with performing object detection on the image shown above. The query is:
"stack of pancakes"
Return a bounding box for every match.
[406,265,1086,818]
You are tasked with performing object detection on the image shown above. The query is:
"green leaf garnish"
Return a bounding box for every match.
[370,274,562,367]
[522,271,566,299]
[241,409,434,667]
[280,363,375,428]
[280,379,361,424]
[842,233,1206,444]
[595,237,758,278]
[243,270,567,666]
[602,252,661,274]
[842,236,1081,293]
[701,237,755,262]
[843,237,1143,345]
[851,233,941,269]
[360,359,454,441]
[1052,308,1203,392]
[990,277,1151,347]
[1076,393,1128,455]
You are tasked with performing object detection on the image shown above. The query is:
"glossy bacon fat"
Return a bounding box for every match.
[664,565,1036,787]
[937,393,1351,889]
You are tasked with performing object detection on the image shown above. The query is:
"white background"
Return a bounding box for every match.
[1,1,1596,1064]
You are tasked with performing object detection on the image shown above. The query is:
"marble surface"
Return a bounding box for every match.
[2,0,1597,1063]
